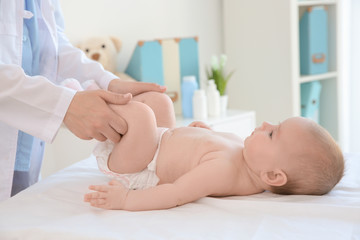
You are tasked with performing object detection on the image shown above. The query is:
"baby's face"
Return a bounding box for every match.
[243,117,312,175]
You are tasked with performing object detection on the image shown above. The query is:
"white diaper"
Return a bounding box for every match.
[93,128,168,190]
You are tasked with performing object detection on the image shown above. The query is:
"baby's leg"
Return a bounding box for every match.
[108,101,160,174]
[132,92,176,128]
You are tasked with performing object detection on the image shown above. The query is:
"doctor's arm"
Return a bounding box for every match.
[0,64,131,143]
[53,2,165,96]
[84,159,235,211]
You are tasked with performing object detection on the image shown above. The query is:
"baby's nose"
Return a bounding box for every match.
[260,121,272,130]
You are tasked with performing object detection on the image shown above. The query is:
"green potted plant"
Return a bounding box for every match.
[206,54,234,113]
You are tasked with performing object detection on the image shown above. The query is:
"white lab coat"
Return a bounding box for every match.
[0,0,118,201]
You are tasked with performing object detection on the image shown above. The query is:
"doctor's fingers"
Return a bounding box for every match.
[85,110,123,143]
[94,108,128,143]
[108,80,166,96]
[130,82,167,96]
[108,111,128,135]
[69,125,107,142]
[66,125,92,140]
[99,124,121,143]
[98,90,132,105]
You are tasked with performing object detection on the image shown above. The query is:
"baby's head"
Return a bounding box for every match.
[243,117,344,195]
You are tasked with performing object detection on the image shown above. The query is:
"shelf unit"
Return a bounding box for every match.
[300,71,337,83]
[223,0,341,144]
[297,0,336,7]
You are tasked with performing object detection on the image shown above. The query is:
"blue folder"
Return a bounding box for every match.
[126,40,164,85]
[179,37,199,86]
[300,6,328,75]
[301,81,322,122]
[125,37,199,87]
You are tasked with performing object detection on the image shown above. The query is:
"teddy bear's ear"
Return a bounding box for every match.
[110,36,122,52]
[74,40,82,49]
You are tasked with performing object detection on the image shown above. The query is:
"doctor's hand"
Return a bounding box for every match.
[63,90,132,143]
[108,79,167,96]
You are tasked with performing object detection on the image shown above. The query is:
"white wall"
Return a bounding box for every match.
[42,0,224,177]
[339,0,360,153]
[349,0,360,153]
[60,0,223,84]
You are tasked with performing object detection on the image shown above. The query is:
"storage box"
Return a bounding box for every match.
[178,37,199,86]
[299,6,328,75]
[125,37,199,86]
[301,81,322,123]
[125,40,164,85]
[125,37,199,114]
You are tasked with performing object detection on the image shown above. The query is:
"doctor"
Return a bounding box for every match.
[0,0,165,201]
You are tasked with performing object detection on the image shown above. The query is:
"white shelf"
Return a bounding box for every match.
[300,71,338,83]
[297,0,337,7]
[223,0,341,144]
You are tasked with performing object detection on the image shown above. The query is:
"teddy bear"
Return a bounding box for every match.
[77,36,135,82]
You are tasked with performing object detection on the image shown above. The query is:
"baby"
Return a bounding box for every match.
[84,92,344,211]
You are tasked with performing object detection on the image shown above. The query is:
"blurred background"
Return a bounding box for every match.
[42,0,359,177]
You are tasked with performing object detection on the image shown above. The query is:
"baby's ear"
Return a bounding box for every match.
[260,169,287,187]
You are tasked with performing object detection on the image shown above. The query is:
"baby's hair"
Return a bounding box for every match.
[271,120,344,195]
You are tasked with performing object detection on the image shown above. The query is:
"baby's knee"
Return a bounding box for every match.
[109,101,155,122]
[128,101,155,118]
[135,92,173,109]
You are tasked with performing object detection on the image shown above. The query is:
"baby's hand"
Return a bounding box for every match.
[188,121,212,130]
[84,180,129,210]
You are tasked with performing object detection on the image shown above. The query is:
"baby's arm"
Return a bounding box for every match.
[188,121,212,130]
[84,158,236,211]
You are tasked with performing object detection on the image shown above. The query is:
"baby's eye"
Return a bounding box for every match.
[269,131,273,138]
[102,44,106,49]
[85,48,89,53]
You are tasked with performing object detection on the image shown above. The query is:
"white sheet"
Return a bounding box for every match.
[0,153,359,240]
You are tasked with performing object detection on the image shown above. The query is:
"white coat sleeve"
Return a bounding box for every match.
[52,1,118,90]
[0,64,76,143]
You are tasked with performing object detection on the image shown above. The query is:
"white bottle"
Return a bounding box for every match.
[192,89,207,120]
[207,80,220,117]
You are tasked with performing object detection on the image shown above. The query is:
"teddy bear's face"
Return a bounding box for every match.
[78,37,121,73]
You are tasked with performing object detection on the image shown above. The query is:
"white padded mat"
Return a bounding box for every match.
[0,153,359,240]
